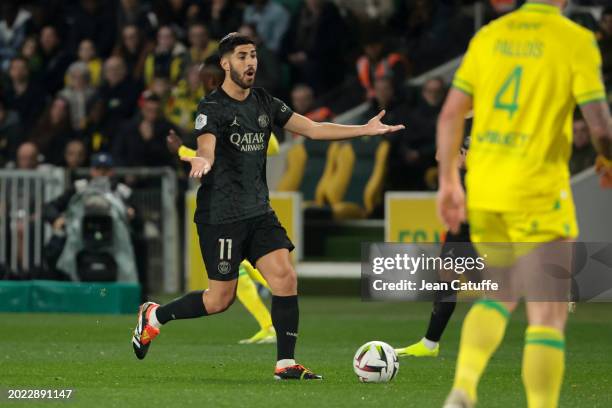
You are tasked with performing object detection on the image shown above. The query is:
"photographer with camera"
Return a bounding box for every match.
[43,153,141,286]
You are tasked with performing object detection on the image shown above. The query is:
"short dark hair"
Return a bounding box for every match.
[604,6,612,17]
[218,32,255,57]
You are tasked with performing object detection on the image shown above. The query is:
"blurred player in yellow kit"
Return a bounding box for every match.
[437,1,612,407]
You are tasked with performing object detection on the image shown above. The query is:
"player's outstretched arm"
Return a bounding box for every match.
[181,133,216,178]
[436,88,472,233]
[283,110,404,141]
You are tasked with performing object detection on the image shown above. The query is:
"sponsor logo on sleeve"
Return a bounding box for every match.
[195,114,207,130]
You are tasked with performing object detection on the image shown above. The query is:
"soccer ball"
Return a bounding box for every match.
[353,341,399,383]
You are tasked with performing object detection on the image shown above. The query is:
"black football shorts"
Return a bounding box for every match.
[196,211,295,281]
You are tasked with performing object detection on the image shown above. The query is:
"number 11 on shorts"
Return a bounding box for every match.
[219,238,233,260]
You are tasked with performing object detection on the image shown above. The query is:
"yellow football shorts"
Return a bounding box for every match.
[468,197,578,267]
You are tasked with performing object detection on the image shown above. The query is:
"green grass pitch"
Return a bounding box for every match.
[1,298,611,407]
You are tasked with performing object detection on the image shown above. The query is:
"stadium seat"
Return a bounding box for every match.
[329,138,390,219]
[424,166,439,190]
[277,139,340,207]
[276,142,307,192]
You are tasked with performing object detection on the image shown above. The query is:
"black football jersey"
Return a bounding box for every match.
[191,87,293,224]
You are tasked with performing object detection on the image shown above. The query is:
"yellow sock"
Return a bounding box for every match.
[453,299,510,402]
[522,326,565,408]
[236,265,272,330]
[242,260,270,289]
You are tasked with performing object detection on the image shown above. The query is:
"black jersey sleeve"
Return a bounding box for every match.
[269,95,294,127]
[193,99,222,139]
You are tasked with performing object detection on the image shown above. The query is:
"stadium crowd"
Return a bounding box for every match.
[0,0,607,188]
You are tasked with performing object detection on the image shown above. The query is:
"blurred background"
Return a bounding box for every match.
[1,0,611,311]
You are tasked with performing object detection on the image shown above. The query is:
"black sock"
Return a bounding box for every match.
[271,295,299,361]
[155,290,208,324]
[424,283,457,342]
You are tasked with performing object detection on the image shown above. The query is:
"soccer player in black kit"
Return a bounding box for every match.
[132,33,404,380]
[395,136,477,358]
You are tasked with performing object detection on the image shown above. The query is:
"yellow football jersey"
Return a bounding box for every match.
[453,2,606,212]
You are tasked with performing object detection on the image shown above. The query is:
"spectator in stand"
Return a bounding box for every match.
[361,76,408,128]
[113,91,175,167]
[144,25,187,86]
[243,0,290,53]
[199,54,224,93]
[570,117,597,175]
[148,75,175,121]
[390,0,458,73]
[63,139,88,170]
[287,83,334,140]
[0,97,22,167]
[238,23,282,95]
[154,0,202,41]
[334,0,395,21]
[19,35,43,79]
[4,141,44,277]
[59,62,96,132]
[0,2,33,71]
[3,56,47,134]
[73,39,103,87]
[116,0,157,40]
[282,0,348,94]
[386,77,445,190]
[89,56,141,151]
[201,0,244,40]
[15,142,40,170]
[185,22,219,66]
[66,0,116,58]
[28,97,74,165]
[597,7,612,89]
[168,63,204,133]
[291,84,334,122]
[390,0,437,43]
[113,24,151,83]
[39,25,73,95]
[356,27,408,100]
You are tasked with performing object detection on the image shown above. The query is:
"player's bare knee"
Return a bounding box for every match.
[267,264,297,294]
[204,291,236,314]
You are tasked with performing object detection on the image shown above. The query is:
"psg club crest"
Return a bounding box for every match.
[218,261,231,275]
[258,114,270,128]
[195,114,207,130]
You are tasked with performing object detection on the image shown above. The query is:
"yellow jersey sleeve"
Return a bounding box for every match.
[452,34,481,96]
[267,133,280,156]
[177,133,280,158]
[572,33,606,106]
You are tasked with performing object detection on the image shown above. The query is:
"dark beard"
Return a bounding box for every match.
[229,66,251,90]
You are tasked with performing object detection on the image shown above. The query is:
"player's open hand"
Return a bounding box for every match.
[437,182,466,233]
[364,110,405,136]
[181,156,212,178]
[595,155,612,189]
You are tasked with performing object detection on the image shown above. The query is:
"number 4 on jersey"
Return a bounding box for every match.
[494,66,523,119]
